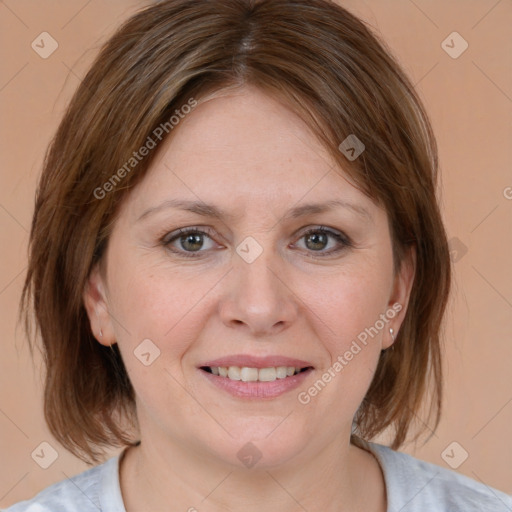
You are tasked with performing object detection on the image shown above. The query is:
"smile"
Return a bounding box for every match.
[201,366,310,382]
[198,355,314,398]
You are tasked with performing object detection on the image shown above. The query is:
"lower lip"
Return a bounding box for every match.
[198,368,313,399]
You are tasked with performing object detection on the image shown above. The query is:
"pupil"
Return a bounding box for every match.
[182,234,203,251]
[306,232,327,250]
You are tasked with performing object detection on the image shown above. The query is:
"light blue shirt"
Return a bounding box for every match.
[4,441,512,511]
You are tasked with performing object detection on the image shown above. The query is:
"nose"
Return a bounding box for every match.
[218,247,299,337]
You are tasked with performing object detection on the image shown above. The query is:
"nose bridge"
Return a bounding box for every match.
[237,244,280,301]
[220,235,297,335]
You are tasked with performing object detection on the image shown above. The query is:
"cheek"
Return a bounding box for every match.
[105,261,219,414]
[107,257,220,358]
[302,263,392,350]
[319,268,393,399]
[296,263,392,412]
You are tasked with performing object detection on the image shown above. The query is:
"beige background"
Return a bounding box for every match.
[1,0,511,507]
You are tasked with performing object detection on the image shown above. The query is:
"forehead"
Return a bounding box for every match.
[125,86,378,221]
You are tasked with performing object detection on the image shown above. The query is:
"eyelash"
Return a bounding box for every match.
[161,226,352,259]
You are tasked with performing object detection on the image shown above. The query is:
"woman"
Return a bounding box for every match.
[8,0,511,510]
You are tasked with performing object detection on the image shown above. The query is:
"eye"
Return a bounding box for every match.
[161,225,351,259]
[294,226,351,256]
[162,227,218,257]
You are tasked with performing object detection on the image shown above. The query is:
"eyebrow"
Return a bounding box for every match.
[136,198,372,223]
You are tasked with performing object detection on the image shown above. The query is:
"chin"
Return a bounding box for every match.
[205,420,309,470]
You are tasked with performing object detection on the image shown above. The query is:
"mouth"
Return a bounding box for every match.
[200,365,312,382]
[197,355,314,398]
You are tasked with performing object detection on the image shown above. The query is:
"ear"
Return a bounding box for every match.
[382,245,416,350]
[83,263,116,347]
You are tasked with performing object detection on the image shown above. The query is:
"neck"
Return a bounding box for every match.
[119,430,386,512]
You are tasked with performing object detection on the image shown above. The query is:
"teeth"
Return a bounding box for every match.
[258,367,277,382]
[227,366,241,380]
[240,367,259,382]
[276,367,288,379]
[208,365,306,382]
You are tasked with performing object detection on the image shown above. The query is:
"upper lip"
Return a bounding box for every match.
[200,354,314,369]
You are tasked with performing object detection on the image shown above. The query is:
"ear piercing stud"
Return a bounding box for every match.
[389,328,395,343]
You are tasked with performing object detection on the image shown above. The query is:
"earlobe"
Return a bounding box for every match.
[83,264,115,347]
[384,245,416,349]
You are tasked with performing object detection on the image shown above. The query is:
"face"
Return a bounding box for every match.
[84,85,414,470]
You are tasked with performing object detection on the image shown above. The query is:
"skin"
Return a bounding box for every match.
[84,85,415,512]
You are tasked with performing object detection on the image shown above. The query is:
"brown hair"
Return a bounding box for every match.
[21,0,451,463]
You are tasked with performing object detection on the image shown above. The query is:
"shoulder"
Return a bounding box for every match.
[2,453,125,512]
[365,441,512,512]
